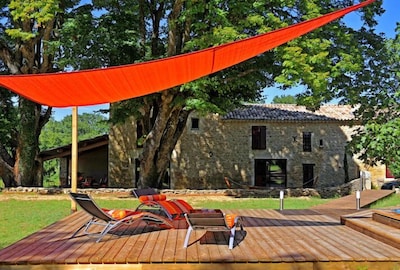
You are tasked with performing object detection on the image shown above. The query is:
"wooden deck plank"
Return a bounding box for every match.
[203,231,223,261]
[312,190,394,210]
[119,224,149,263]
[270,210,324,262]
[85,223,136,264]
[175,219,194,263]
[1,205,400,268]
[120,224,153,263]
[263,209,313,262]
[0,211,85,264]
[111,222,153,263]
[241,209,285,262]
[281,209,356,260]
[138,228,161,263]
[150,229,169,262]
[214,230,235,262]
[307,209,399,261]
[242,209,293,262]
[289,210,359,261]
[343,210,400,254]
[161,225,180,262]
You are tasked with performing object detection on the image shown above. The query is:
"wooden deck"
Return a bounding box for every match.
[0,190,399,269]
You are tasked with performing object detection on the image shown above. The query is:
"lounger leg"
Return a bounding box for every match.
[96,223,114,243]
[228,227,236,249]
[183,226,193,248]
[70,223,87,239]
[70,218,93,239]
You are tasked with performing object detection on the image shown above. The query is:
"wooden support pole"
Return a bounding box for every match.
[70,107,78,212]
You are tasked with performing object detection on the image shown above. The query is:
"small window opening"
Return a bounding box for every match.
[191,118,199,129]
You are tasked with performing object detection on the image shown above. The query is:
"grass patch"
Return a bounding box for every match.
[0,199,71,249]
[369,193,400,209]
[183,196,332,209]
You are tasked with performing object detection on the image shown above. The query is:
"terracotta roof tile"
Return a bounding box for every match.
[223,104,355,121]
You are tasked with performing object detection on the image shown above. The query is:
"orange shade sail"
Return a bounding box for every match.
[0,0,374,107]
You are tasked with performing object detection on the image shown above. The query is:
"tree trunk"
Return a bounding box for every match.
[14,98,42,186]
[138,90,191,188]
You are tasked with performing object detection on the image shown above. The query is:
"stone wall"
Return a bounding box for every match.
[107,111,387,189]
[108,116,137,188]
[1,179,371,198]
[171,112,366,189]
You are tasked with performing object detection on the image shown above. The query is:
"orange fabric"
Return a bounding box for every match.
[171,199,194,212]
[0,0,374,107]
[105,209,127,219]
[225,214,238,228]
[138,194,167,203]
[157,200,184,218]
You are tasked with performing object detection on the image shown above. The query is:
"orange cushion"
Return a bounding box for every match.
[171,199,194,212]
[225,214,238,228]
[138,194,167,203]
[157,200,183,218]
[107,209,127,219]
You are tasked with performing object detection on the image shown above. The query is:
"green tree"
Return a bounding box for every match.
[40,113,109,151]
[348,24,400,177]
[272,95,297,104]
[0,0,77,186]
[39,112,109,184]
[0,88,18,186]
[55,0,385,188]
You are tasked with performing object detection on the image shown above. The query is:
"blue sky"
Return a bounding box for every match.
[53,0,398,120]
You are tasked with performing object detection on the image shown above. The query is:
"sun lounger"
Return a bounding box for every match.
[133,188,195,220]
[183,211,243,249]
[69,192,173,242]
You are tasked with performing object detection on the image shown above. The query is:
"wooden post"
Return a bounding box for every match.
[70,107,78,212]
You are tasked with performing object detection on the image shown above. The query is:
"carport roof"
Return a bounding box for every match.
[39,134,108,161]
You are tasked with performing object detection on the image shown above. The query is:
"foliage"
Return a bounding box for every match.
[273,0,385,110]
[0,88,17,149]
[0,0,78,186]
[50,0,389,188]
[6,0,61,40]
[272,94,297,104]
[39,113,109,184]
[40,113,109,150]
[347,24,400,176]
[0,0,393,188]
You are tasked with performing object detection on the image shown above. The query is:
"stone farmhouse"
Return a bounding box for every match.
[108,104,387,189]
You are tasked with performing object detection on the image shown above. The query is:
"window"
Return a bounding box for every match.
[303,132,312,152]
[191,118,199,129]
[252,126,266,149]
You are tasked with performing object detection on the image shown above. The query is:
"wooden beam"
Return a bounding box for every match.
[70,107,78,212]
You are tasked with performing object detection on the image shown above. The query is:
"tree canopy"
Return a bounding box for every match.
[50,0,387,188]
[39,113,109,184]
[348,24,400,176]
[272,95,297,104]
[0,0,397,187]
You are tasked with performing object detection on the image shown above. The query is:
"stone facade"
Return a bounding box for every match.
[108,104,387,189]
[108,116,137,187]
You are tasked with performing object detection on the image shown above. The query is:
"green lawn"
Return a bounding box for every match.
[0,192,398,249]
